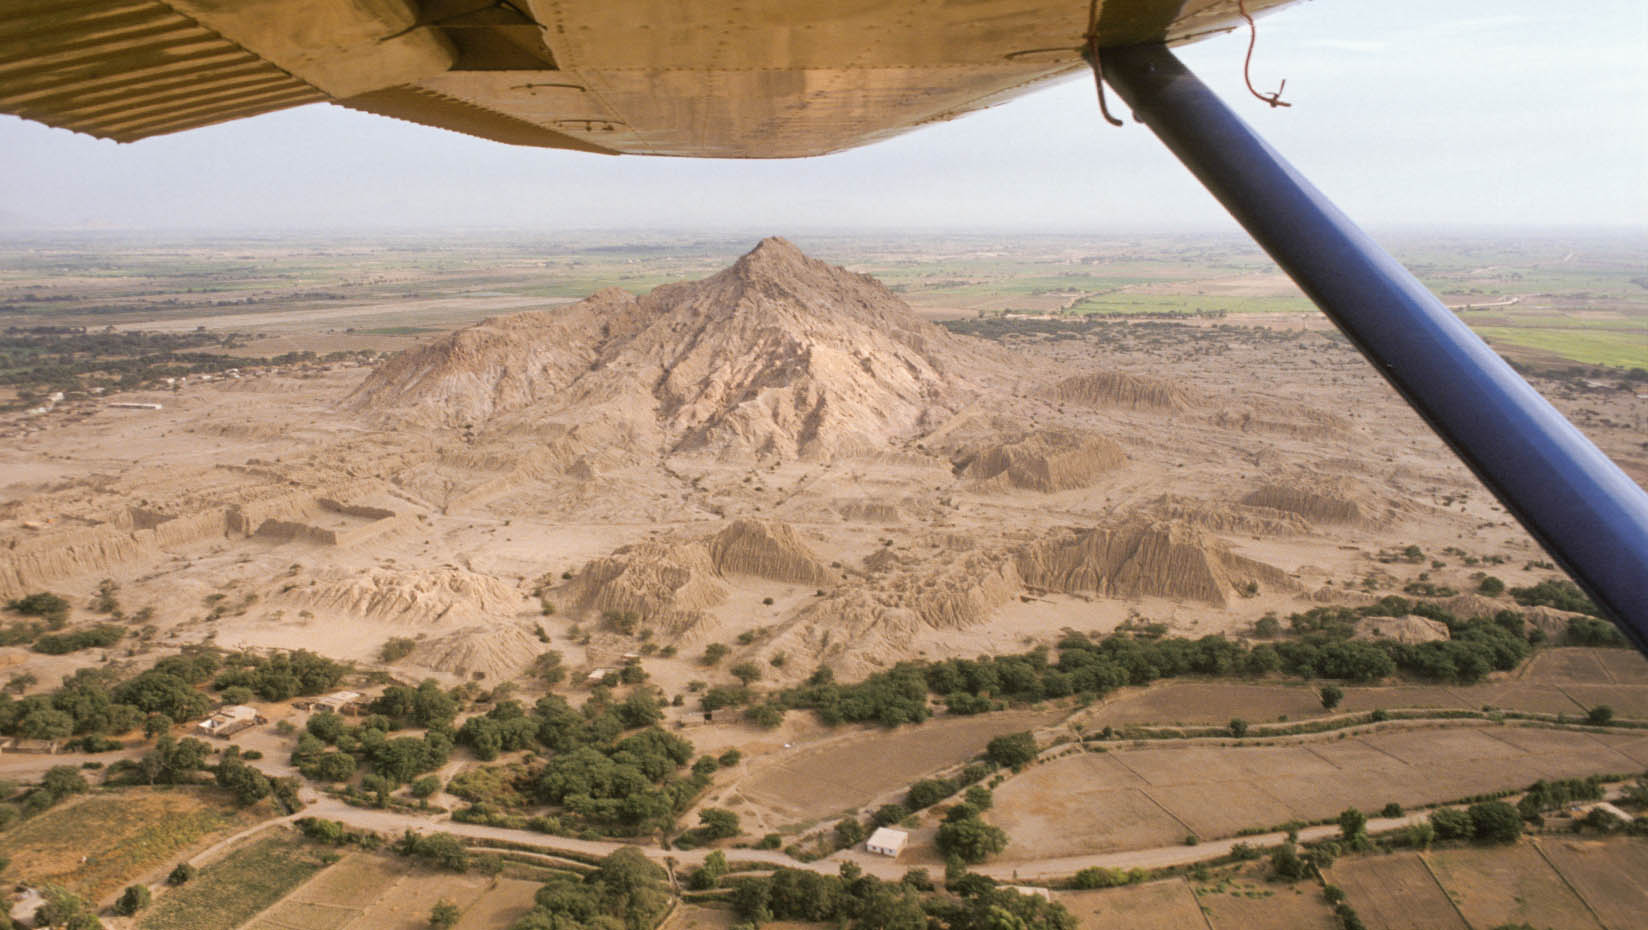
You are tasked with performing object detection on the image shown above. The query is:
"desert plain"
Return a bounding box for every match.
[0,229,1643,930]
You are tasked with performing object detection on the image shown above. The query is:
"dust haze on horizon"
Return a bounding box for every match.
[1,0,1645,236]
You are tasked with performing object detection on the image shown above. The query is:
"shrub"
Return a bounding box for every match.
[430,899,460,929]
[6,592,70,625]
[113,883,151,915]
[985,732,1037,767]
[1229,718,1249,738]
[1404,822,1436,850]
[873,803,909,827]
[1320,685,1344,710]
[1429,807,1473,840]
[380,637,416,663]
[834,818,866,848]
[167,862,197,885]
[396,831,470,872]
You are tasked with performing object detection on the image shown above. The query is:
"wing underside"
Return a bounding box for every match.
[1,0,1295,156]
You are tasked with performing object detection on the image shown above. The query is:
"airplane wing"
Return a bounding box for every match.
[1,0,1293,155]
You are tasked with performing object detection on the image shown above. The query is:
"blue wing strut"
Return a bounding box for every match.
[1097,44,1648,647]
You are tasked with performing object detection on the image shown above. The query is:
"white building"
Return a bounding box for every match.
[866,827,909,858]
[196,704,265,738]
[300,690,363,714]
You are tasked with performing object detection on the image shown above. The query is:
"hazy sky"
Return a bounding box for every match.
[2,0,1644,234]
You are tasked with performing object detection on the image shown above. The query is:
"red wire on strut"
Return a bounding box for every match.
[1237,0,1290,108]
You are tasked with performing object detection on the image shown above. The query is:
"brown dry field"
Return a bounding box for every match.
[1522,648,1648,684]
[663,906,828,930]
[1328,853,1469,930]
[451,877,540,930]
[1194,863,1338,930]
[733,708,1061,825]
[1056,878,1209,930]
[242,851,537,930]
[662,904,740,930]
[990,723,1646,859]
[1080,683,1330,727]
[5,241,1630,716]
[1534,837,1648,930]
[1074,648,1648,731]
[991,753,1188,857]
[1425,842,1605,930]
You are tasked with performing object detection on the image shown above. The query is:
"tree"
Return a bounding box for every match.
[986,732,1037,768]
[215,751,272,805]
[396,831,469,872]
[1478,576,1505,596]
[1229,718,1249,738]
[1338,807,1366,841]
[1320,685,1344,710]
[964,785,993,810]
[306,711,345,743]
[429,899,460,929]
[17,706,74,741]
[698,807,741,840]
[936,816,1009,863]
[113,884,150,916]
[689,850,728,890]
[701,643,730,666]
[1587,705,1615,726]
[306,751,357,783]
[1467,801,1522,844]
[1270,842,1308,880]
[167,862,196,885]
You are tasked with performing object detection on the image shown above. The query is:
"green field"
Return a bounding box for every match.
[1474,325,1648,368]
[138,830,333,930]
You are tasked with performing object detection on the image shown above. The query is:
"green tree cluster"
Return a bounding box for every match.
[509,847,669,930]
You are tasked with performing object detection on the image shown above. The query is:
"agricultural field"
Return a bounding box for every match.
[138,830,334,930]
[0,787,270,903]
[1056,878,1209,930]
[1327,853,1470,930]
[233,848,541,930]
[1193,863,1339,930]
[1532,837,1648,930]
[989,723,1647,859]
[1072,647,1648,732]
[735,708,1061,825]
[990,754,1188,858]
[1424,842,1604,930]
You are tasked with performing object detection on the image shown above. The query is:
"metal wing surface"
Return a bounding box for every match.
[1,0,1295,154]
